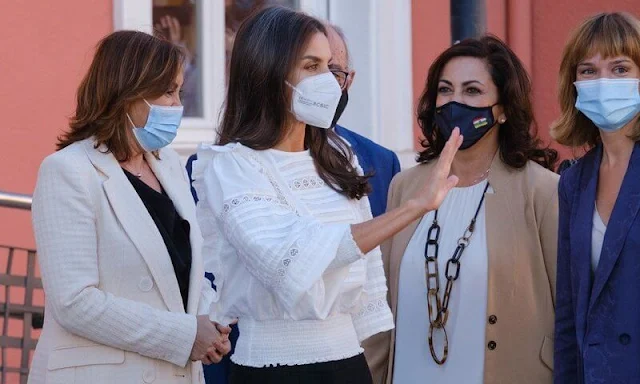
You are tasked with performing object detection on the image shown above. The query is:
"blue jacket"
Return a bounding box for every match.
[554,142,640,383]
[185,125,400,384]
[334,125,401,217]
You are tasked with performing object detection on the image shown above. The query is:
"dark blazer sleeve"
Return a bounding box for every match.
[335,125,400,217]
[554,172,579,382]
[185,154,198,203]
[185,153,216,289]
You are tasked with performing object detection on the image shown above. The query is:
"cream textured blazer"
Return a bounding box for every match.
[29,138,214,384]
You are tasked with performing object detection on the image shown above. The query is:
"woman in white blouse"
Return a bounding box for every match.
[192,6,463,384]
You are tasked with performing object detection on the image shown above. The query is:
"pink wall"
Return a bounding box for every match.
[1,2,111,381]
[0,0,112,250]
[411,0,451,147]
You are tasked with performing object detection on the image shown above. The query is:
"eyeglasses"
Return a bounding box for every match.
[330,69,350,90]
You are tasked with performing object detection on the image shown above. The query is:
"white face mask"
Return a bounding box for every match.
[286,72,342,129]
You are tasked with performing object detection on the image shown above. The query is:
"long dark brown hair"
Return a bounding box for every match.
[57,30,185,161]
[417,35,557,170]
[218,6,370,199]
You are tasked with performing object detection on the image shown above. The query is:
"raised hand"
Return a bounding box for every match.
[349,128,463,255]
[412,127,463,213]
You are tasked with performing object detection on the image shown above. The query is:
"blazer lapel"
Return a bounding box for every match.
[387,164,431,316]
[589,143,640,311]
[83,140,185,313]
[145,151,191,229]
[146,152,204,315]
[384,165,426,383]
[571,147,599,347]
[387,218,421,316]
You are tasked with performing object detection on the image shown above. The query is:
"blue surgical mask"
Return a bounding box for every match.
[127,99,184,151]
[575,78,640,132]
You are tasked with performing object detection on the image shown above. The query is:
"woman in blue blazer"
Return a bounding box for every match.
[552,12,640,383]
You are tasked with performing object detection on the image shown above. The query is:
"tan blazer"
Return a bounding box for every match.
[29,139,213,384]
[363,155,559,384]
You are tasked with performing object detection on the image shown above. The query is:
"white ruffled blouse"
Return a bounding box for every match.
[192,142,394,367]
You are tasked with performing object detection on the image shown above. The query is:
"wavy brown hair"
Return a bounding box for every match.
[551,12,640,148]
[57,30,185,161]
[218,6,370,199]
[417,35,557,170]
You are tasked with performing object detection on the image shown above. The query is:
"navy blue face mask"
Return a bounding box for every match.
[434,101,498,150]
[331,90,349,128]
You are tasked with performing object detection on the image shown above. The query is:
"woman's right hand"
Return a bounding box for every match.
[408,127,462,214]
[350,128,462,255]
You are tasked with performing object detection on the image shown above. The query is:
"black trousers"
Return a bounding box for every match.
[229,354,373,384]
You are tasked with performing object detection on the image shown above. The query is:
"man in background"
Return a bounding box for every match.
[325,23,401,217]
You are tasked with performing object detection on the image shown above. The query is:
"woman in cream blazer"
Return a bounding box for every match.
[28,31,230,384]
[364,36,558,384]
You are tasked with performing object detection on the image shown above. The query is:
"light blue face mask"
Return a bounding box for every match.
[575,78,640,132]
[127,99,184,151]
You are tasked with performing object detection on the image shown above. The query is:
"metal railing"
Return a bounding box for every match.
[0,192,31,211]
[0,190,42,384]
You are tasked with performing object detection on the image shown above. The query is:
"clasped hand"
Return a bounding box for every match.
[190,315,233,365]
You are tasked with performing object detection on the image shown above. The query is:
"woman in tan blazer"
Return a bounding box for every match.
[364,36,559,384]
[29,31,230,384]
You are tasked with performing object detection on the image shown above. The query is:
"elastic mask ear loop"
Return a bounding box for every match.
[285,81,303,96]
[126,114,137,129]
[285,81,302,114]
[488,103,501,129]
[127,99,152,129]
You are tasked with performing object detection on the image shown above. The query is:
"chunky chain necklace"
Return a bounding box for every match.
[424,182,490,364]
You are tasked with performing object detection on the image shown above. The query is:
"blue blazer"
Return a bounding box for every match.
[554,142,640,383]
[335,125,401,217]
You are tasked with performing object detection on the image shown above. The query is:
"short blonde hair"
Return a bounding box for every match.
[550,12,640,148]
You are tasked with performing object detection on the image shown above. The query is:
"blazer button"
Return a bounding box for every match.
[143,369,156,383]
[619,333,631,345]
[139,276,154,292]
[487,341,497,350]
[488,315,497,324]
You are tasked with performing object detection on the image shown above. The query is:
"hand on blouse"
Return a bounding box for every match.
[190,316,232,364]
[411,127,462,213]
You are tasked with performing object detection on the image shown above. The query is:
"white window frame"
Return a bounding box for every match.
[299,0,328,18]
[113,1,412,166]
[114,0,226,157]
[328,0,414,168]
